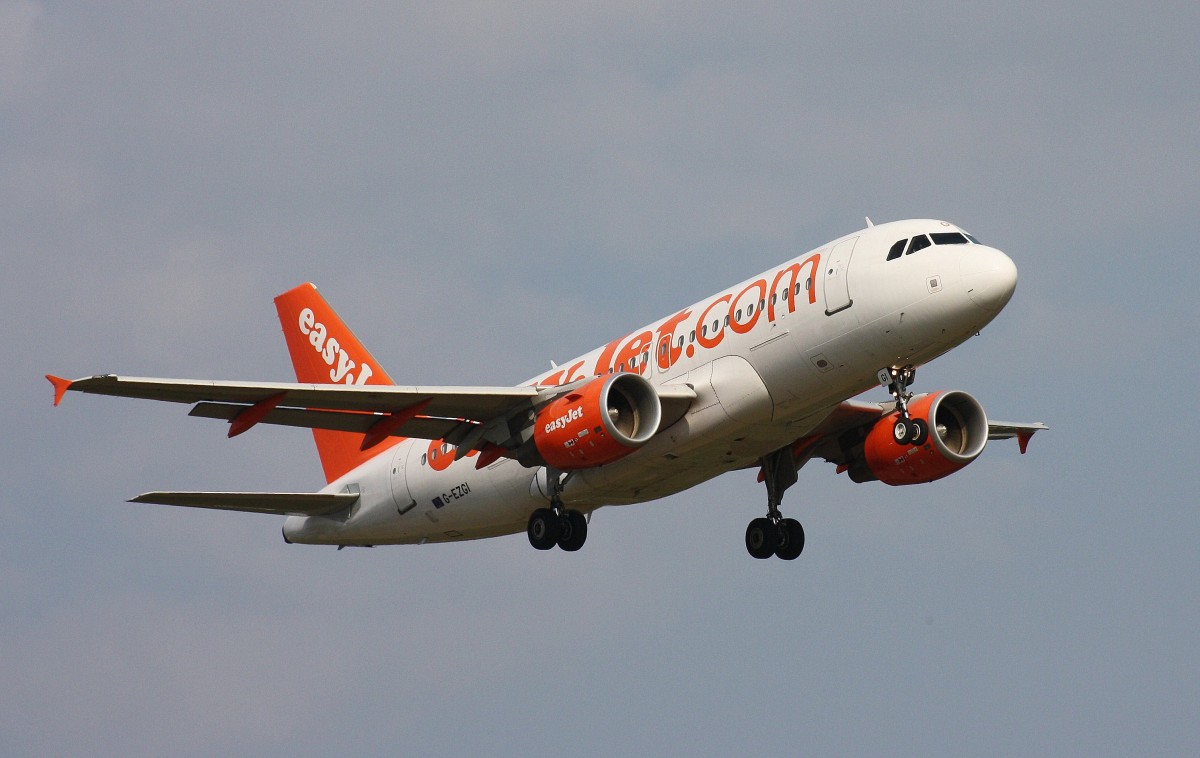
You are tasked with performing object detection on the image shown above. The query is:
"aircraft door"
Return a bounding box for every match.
[823,236,858,315]
[389,441,418,515]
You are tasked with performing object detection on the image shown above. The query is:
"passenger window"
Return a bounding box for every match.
[678,336,685,348]
[701,325,708,337]
[770,293,777,306]
[887,239,907,260]
[723,315,730,327]
[747,303,754,316]
[736,308,743,320]
[420,454,427,466]
[758,300,765,311]
[793,283,801,295]
[689,330,696,342]
[907,235,932,254]
[931,232,968,245]
[641,351,649,365]
[712,319,719,333]
[659,342,668,356]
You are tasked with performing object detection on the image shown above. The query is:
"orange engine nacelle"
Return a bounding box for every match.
[857,391,990,486]
[532,373,662,470]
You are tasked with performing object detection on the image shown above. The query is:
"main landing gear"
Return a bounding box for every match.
[879,365,927,447]
[745,447,806,560]
[527,469,588,552]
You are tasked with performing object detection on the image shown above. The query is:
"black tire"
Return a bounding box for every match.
[558,509,588,552]
[745,518,778,559]
[892,418,910,445]
[909,418,929,446]
[775,518,805,560]
[527,508,561,550]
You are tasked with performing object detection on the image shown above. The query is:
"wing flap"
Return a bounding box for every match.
[129,491,358,516]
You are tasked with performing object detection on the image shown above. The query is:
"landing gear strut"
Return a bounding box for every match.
[527,468,588,552]
[745,447,806,560]
[879,365,927,446]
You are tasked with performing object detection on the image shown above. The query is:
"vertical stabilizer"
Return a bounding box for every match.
[274,283,400,483]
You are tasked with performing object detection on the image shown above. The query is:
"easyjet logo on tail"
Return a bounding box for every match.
[297,307,376,385]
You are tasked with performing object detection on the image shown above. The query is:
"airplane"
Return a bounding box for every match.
[48,218,1047,560]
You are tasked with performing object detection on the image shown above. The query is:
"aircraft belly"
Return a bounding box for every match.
[564,412,820,507]
[391,455,540,541]
[291,447,543,545]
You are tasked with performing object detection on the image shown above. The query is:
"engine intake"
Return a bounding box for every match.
[531,373,662,470]
[855,390,989,485]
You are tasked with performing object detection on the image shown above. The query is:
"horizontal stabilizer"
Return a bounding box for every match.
[129,491,359,516]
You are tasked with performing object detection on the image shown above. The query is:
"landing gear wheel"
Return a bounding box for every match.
[746,518,778,559]
[557,509,588,552]
[527,508,561,550]
[893,418,911,445]
[775,518,805,560]
[909,418,929,446]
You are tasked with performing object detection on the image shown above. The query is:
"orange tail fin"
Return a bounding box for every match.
[274,283,400,483]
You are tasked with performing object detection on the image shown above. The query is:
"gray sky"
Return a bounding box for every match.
[3,2,1198,755]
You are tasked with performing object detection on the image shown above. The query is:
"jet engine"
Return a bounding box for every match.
[849,391,989,485]
[530,373,662,470]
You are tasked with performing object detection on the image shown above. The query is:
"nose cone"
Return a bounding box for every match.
[960,247,1018,314]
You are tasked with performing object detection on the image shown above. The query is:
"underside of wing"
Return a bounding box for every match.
[741,396,1049,477]
[985,420,1050,453]
[129,491,359,516]
[986,420,1051,439]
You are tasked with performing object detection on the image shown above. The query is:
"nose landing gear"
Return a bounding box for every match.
[879,365,927,446]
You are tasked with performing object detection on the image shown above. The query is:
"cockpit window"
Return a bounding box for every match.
[907,234,932,255]
[887,230,980,261]
[931,231,969,245]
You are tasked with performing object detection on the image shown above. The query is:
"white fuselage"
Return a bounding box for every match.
[283,219,1018,545]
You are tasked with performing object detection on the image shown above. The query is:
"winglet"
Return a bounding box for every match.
[46,375,72,407]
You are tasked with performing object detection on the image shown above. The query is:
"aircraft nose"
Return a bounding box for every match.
[960,246,1018,314]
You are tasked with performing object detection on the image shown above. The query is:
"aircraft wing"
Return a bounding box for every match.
[776,397,1048,473]
[986,420,1051,440]
[50,374,539,418]
[47,373,697,446]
